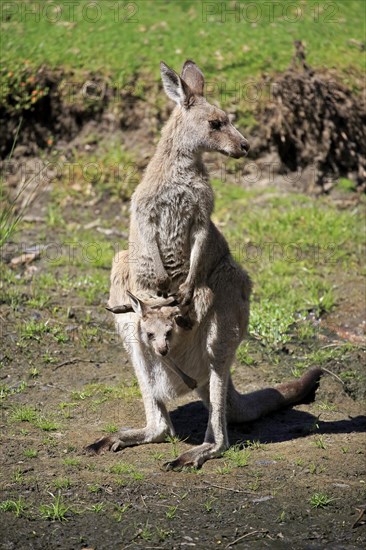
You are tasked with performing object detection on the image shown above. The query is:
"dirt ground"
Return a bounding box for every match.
[0,350,365,549]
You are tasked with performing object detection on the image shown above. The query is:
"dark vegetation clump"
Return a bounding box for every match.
[0,66,110,158]
[260,41,366,191]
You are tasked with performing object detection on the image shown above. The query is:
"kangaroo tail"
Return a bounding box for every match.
[274,367,323,406]
[227,367,323,424]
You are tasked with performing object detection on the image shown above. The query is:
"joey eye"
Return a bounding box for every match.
[210,120,222,131]
[166,329,172,338]
[147,332,154,340]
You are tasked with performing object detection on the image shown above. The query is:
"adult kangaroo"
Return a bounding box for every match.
[86,61,322,469]
[127,60,250,309]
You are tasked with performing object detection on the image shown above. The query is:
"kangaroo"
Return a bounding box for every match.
[86,289,323,470]
[126,60,250,308]
[85,60,322,468]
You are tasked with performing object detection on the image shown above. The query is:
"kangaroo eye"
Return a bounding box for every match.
[147,332,154,340]
[166,329,172,338]
[210,120,222,131]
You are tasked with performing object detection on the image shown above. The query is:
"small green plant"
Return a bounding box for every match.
[236,342,256,366]
[42,351,55,364]
[165,505,178,520]
[12,468,24,483]
[215,463,232,475]
[87,483,102,493]
[314,436,327,450]
[90,503,105,513]
[28,367,40,378]
[248,472,262,492]
[58,402,78,419]
[54,478,71,490]
[20,320,51,340]
[246,439,263,450]
[291,366,303,378]
[151,450,164,461]
[137,521,153,541]
[318,401,336,411]
[10,405,37,423]
[0,496,26,517]
[109,462,134,475]
[224,445,250,467]
[249,300,295,348]
[42,436,58,448]
[165,435,184,458]
[63,457,80,467]
[110,461,144,481]
[336,178,356,192]
[23,449,38,458]
[102,423,118,433]
[113,503,130,522]
[309,462,317,474]
[0,381,27,400]
[277,510,286,522]
[40,492,72,521]
[341,446,349,454]
[203,497,217,513]
[310,492,334,508]
[36,416,59,432]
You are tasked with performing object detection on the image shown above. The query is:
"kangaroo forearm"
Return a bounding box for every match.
[185,228,209,285]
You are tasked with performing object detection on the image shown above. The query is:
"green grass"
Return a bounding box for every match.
[23,449,38,458]
[310,492,334,508]
[54,478,71,490]
[223,444,251,468]
[214,181,365,348]
[0,381,27,400]
[10,405,38,423]
[0,496,26,517]
[39,492,72,521]
[1,1,364,85]
[109,462,144,481]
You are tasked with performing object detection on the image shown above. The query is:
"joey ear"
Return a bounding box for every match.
[160,61,192,106]
[181,60,204,96]
[126,290,146,317]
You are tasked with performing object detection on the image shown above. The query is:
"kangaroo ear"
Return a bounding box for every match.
[174,314,194,331]
[181,60,204,96]
[127,290,146,317]
[160,61,192,106]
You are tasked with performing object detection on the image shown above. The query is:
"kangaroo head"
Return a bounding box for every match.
[126,292,192,357]
[160,59,250,158]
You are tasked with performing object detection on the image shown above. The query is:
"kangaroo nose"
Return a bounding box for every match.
[240,140,250,153]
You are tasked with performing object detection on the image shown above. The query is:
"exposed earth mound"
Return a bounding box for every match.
[260,41,366,191]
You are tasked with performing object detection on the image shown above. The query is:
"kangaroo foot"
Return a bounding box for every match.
[163,442,224,471]
[85,426,171,455]
[85,435,115,454]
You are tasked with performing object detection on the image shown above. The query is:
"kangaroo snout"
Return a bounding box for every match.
[240,139,250,154]
[157,346,169,357]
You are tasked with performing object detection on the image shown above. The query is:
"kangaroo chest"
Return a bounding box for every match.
[152,183,211,275]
